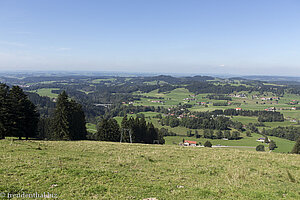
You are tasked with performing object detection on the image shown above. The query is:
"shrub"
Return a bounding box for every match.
[204,141,212,147]
[269,140,277,150]
[256,144,265,151]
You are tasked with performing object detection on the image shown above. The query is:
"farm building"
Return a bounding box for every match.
[256,138,270,143]
[183,140,197,146]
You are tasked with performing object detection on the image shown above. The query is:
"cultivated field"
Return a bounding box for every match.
[0,139,299,199]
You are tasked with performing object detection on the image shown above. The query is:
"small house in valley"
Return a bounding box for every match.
[256,137,270,143]
[183,140,197,146]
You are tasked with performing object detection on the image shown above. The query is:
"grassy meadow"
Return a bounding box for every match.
[0,139,299,199]
[29,88,59,98]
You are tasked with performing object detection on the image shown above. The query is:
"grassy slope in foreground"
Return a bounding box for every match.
[0,139,299,200]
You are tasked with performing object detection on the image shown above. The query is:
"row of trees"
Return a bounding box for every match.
[262,126,300,141]
[186,129,243,140]
[92,116,165,144]
[203,129,241,140]
[210,109,284,122]
[161,115,231,130]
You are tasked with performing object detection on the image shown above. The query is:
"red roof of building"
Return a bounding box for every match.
[184,140,197,144]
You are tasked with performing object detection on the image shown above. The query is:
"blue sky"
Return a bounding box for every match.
[0,0,300,75]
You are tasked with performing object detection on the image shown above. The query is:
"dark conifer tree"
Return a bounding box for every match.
[146,122,156,144]
[9,86,39,140]
[133,117,141,142]
[37,117,52,139]
[96,119,109,141]
[107,118,120,142]
[139,117,147,143]
[52,91,70,140]
[69,99,87,140]
[95,118,120,141]
[52,91,87,140]
[0,83,10,139]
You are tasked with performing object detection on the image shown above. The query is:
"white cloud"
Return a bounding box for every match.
[219,64,225,67]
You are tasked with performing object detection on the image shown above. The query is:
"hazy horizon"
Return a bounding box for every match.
[1,0,300,76]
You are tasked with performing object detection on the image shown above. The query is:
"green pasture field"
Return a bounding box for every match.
[263,83,285,86]
[29,88,59,98]
[86,123,97,133]
[78,89,94,94]
[26,81,57,86]
[164,132,295,153]
[143,80,168,85]
[230,116,298,128]
[279,110,300,120]
[0,139,299,199]
[91,78,116,83]
[133,88,300,112]
[231,116,258,124]
[133,88,195,107]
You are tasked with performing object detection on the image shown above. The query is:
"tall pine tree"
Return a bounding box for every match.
[52,91,70,140]
[0,83,10,139]
[9,86,39,140]
[95,118,120,141]
[52,91,87,140]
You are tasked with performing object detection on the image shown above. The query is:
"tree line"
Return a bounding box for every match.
[210,109,284,122]
[1,83,164,144]
[161,115,231,130]
[262,126,300,141]
[90,116,165,144]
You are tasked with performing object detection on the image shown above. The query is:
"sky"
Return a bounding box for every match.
[0,0,300,76]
